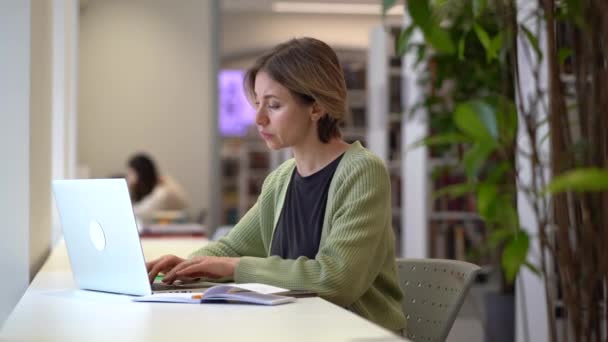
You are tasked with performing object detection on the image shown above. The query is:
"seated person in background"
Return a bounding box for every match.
[145,37,406,334]
[126,153,189,221]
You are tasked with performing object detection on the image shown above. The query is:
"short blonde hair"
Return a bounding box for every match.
[244,37,348,143]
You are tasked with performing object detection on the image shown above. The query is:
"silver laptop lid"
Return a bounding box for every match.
[52,179,152,296]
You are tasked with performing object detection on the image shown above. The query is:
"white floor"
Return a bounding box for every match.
[446,272,509,342]
[447,318,485,342]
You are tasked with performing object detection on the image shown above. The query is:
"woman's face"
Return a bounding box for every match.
[253,71,319,150]
[126,167,138,188]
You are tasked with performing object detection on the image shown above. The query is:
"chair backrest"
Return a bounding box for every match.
[396,258,480,342]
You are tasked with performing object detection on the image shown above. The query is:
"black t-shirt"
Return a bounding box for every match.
[270,153,344,259]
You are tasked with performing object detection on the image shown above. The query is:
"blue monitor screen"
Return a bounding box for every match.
[219,69,256,137]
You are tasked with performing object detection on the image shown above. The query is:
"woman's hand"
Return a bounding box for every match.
[146,254,186,284]
[161,256,241,284]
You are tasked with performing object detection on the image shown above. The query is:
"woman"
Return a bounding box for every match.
[126,153,188,220]
[146,37,406,333]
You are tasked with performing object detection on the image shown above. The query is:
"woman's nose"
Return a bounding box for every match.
[255,108,268,126]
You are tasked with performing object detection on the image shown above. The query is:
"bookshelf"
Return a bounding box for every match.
[366,23,488,260]
[219,135,288,225]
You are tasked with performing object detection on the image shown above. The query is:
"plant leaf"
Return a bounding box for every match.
[546,168,608,193]
[433,182,477,199]
[494,196,519,228]
[563,0,583,26]
[414,43,427,66]
[488,227,514,249]
[426,27,455,54]
[489,32,503,61]
[454,100,498,144]
[463,143,493,180]
[472,100,498,139]
[407,0,433,32]
[520,24,542,61]
[523,261,540,276]
[458,36,466,60]
[396,25,416,57]
[473,0,487,17]
[502,230,530,283]
[383,0,398,15]
[472,0,487,17]
[477,183,498,220]
[495,96,518,143]
[409,132,472,150]
[407,0,454,54]
[486,161,510,183]
[558,47,572,66]
[474,24,491,53]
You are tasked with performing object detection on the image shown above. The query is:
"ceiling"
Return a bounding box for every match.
[221,0,403,15]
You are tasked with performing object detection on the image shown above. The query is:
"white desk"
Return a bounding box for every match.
[1,238,406,341]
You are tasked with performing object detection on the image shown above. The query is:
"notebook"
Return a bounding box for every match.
[133,283,296,305]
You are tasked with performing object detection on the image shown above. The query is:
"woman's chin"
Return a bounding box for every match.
[264,140,282,150]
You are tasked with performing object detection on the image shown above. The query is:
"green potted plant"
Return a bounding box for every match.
[383,0,608,340]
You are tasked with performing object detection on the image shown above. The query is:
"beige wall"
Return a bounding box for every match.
[78,0,217,218]
[29,0,54,278]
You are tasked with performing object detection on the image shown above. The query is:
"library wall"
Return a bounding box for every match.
[78,0,217,218]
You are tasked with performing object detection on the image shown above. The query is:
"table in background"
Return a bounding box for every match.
[0,238,406,341]
[139,223,207,238]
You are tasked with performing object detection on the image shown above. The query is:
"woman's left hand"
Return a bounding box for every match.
[161,256,240,284]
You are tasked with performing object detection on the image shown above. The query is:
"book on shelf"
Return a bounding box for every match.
[133,283,298,306]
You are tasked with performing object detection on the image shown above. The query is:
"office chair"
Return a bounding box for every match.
[396,258,481,342]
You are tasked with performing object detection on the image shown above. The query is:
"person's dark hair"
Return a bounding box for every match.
[128,153,158,203]
[244,37,347,143]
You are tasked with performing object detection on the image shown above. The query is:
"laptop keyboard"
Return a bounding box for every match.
[151,281,219,293]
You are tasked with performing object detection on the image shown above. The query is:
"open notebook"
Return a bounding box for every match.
[133,283,296,305]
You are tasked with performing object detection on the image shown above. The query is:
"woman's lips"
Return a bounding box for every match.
[260,132,273,140]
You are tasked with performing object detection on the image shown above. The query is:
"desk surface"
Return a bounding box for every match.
[1,238,406,341]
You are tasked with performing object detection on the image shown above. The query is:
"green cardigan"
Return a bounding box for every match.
[191,142,406,332]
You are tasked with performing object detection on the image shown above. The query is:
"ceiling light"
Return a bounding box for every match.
[272,2,404,16]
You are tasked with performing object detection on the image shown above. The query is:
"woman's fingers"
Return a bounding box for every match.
[148,259,171,284]
[177,257,237,279]
[176,263,222,279]
[147,255,183,284]
[161,258,200,284]
[145,257,163,272]
[161,256,238,283]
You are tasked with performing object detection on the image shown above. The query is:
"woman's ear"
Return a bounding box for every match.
[310,102,325,122]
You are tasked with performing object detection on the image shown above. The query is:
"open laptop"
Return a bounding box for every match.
[52,179,212,296]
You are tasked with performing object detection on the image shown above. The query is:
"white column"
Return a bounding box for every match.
[51,0,79,244]
[515,1,550,341]
[0,0,32,326]
[366,25,389,162]
[208,0,221,234]
[0,0,30,327]
[0,0,60,325]
[401,14,428,258]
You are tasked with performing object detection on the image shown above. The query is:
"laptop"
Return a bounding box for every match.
[52,178,212,296]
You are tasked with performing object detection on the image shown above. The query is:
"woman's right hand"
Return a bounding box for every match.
[146,254,185,284]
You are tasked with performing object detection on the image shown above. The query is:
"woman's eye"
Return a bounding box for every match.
[268,103,280,109]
